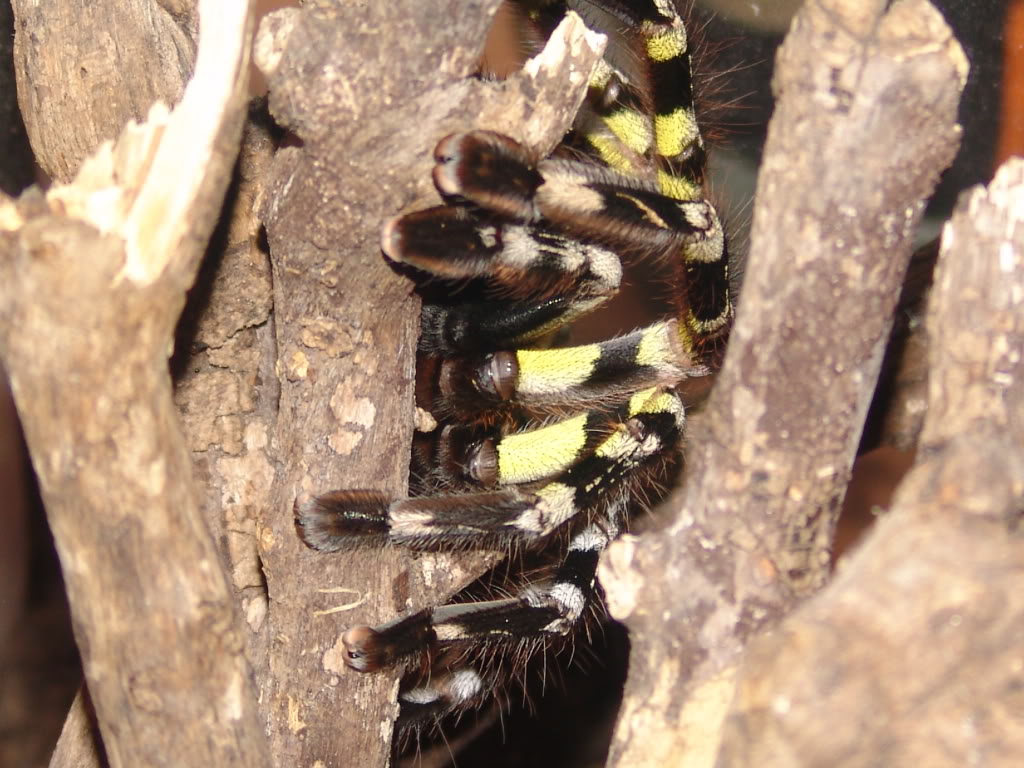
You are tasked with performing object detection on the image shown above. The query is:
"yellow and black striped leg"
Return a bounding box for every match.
[436,319,701,419]
[436,408,617,488]
[295,387,683,551]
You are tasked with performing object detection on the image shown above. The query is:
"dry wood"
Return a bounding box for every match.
[11,0,197,183]
[253,3,603,764]
[720,156,1024,767]
[48,690,107,768]
[598,1,967,765]
[172,108,278,679]
[0,2,269,767]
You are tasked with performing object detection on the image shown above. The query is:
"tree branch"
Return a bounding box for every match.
[720,156,1024,767]
[0,2,270,766]
[600,1,967,764]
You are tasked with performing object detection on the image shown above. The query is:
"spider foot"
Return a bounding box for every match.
[432,131,541,220]
[294,490,391,552]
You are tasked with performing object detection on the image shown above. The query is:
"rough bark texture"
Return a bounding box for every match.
[720,156,1024,767]
[0,3,270,767]
[172,107,278,678]
[11,0,197,183]
[48,691,106,768]
[253,4,604,764]
[598,1,968,765]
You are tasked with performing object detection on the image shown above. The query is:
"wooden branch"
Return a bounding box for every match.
[720,157,1024,767]
[0,2,270,766]
[253,4,604,764]
[11,0,197,183]
[599,1,967,765]
[48,690,106,768]
[172,109,277,676]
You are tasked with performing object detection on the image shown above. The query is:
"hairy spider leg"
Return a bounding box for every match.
[297,0,733,737]
[393,497,626,727]
[383,206,624,355]
[434,318,702,423]
[429,130,730,362]
[296,386,682,551]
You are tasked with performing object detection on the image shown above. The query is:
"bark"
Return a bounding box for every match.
[720,156,1024,767]
[0,3,270,768]
[11,0,196,183]
[48,691,106,768]
[172,106,278,678]
[599,1,968,765]
[253,4,604,764]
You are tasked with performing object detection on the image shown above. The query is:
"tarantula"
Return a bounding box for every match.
[296,0,733,728]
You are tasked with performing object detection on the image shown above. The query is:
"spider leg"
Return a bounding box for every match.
[436,319,703,420]
[397,667,490,730]
[520,0,705,197]
[296,387,682,552]
[430,130,731,360]
[340,501,625,680]
[433,132,723,263]
[384,207,625,354]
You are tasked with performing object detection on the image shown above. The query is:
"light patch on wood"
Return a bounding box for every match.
[253,8,299,81]
[218,446,274,589]
[258,524,276,552]
[349,330,379,376]
[245,422,268,450]
[415,407,438,432]
[598,534,642,621]
[286,696,307,733]
[140,456,167,497]
[328,385,377,455]
[222,669,244,721]
[244,593,267,632]
[676,666,738,767]
[286,348,309,380]
[322,633,349,676]
[417,552,470,592]
[347,397,376,429]
[614,661,737,768]
[519,13,606,152]
[329,428,363,455]
[299,317,355,357]
[0,199,23,231]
